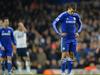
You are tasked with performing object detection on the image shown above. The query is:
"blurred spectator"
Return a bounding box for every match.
[37,47,47,65]
[50,59,59,69]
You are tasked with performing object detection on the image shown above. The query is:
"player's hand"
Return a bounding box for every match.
[75,33,79,38]
[0,46,5,50]
[12,45,16,54]
[60,33,67,37]
[13,49,16,54]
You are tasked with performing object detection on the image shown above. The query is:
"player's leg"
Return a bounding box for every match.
[71,41,80,63]
[61,38,71,59]
[67,41,79,75]
[16,48,23,71]
[0,50,6,75]
[17,48,30,71]
[6,50,13,75]
[65,43,73,75]
[61,52,67,75]
[7,56,12,75]
[22,48,30,72]
[1,59,6,75]
[67,60,73,75]
[60,38,70,75]
[12,54,17,70]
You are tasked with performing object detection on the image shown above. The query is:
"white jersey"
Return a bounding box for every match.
[14,30,27,48]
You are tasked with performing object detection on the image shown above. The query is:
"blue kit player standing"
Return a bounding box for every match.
[0,18,16,75]
[52,3,82,75]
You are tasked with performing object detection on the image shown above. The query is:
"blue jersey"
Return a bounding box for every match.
[52,11,82,40]
[0,27,16,51]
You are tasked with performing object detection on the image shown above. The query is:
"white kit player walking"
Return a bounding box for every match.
[14,22,30,72]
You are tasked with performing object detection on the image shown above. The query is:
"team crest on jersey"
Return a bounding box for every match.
[73,17,76,20]
[8,30,10,33]
[66,18,69,20]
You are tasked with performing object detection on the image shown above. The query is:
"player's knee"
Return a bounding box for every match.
[66,52,70,56]
[7,57,12,63]
[61,52,67,58]
[0,58,5,63]
[23,57,27,61]
[7,59,12,63]
[61,58,67,64]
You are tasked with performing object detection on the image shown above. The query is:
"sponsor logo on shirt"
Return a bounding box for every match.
[1,31,11,36]
[66,17,76,23]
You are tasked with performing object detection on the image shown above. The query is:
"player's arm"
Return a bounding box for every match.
[18,22,27,32]
[52,12,66,36]
[23,26,27,32]
[75,14,82,37]
[21,24,27,32]
[0,29,5,50]
[0,41,5,50]
[11,29,16,45]
[76,14,82,33]
[11,28,16,54]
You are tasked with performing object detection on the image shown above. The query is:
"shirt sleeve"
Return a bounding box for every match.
[0,41,2,47]
[11,29,16,45]
[0,28,2,47]
[52,12,66,35]
[76,13,82,33]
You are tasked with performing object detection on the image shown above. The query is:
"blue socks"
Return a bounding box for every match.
[7,61,12,73]
[67,61,73,74]
[1,61,6,71]
[61,58,67,73]
[61,58,73,74]
[1,60,12,75]
[61,58,74,74]
[1,61,6,75]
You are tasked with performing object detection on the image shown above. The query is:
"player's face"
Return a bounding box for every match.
[3,19,9,27]
[18,22,24,30]
[68,7,75,14]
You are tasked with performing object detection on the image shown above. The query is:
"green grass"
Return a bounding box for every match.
[14,74,100,75]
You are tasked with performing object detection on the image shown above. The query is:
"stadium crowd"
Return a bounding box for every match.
[0,0,100,73]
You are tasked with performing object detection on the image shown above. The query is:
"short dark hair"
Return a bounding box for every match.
[2,17,9,21]
[67,3,77,10]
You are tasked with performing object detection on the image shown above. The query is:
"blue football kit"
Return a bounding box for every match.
[52,11,82,74]
[0,27,16,57]
[52,11,82,52]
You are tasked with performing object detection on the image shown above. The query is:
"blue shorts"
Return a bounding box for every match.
[61,37,77,52]
[0,49,13,58]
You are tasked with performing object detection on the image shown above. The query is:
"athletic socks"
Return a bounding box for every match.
[1,60,12,75]
[67,61,73,74]
[61,57,74,75]
[7,61,12,74]
[1,61,6,75]
[66,57,73,61]
[1,61,6,71]
[61,58,67,73]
